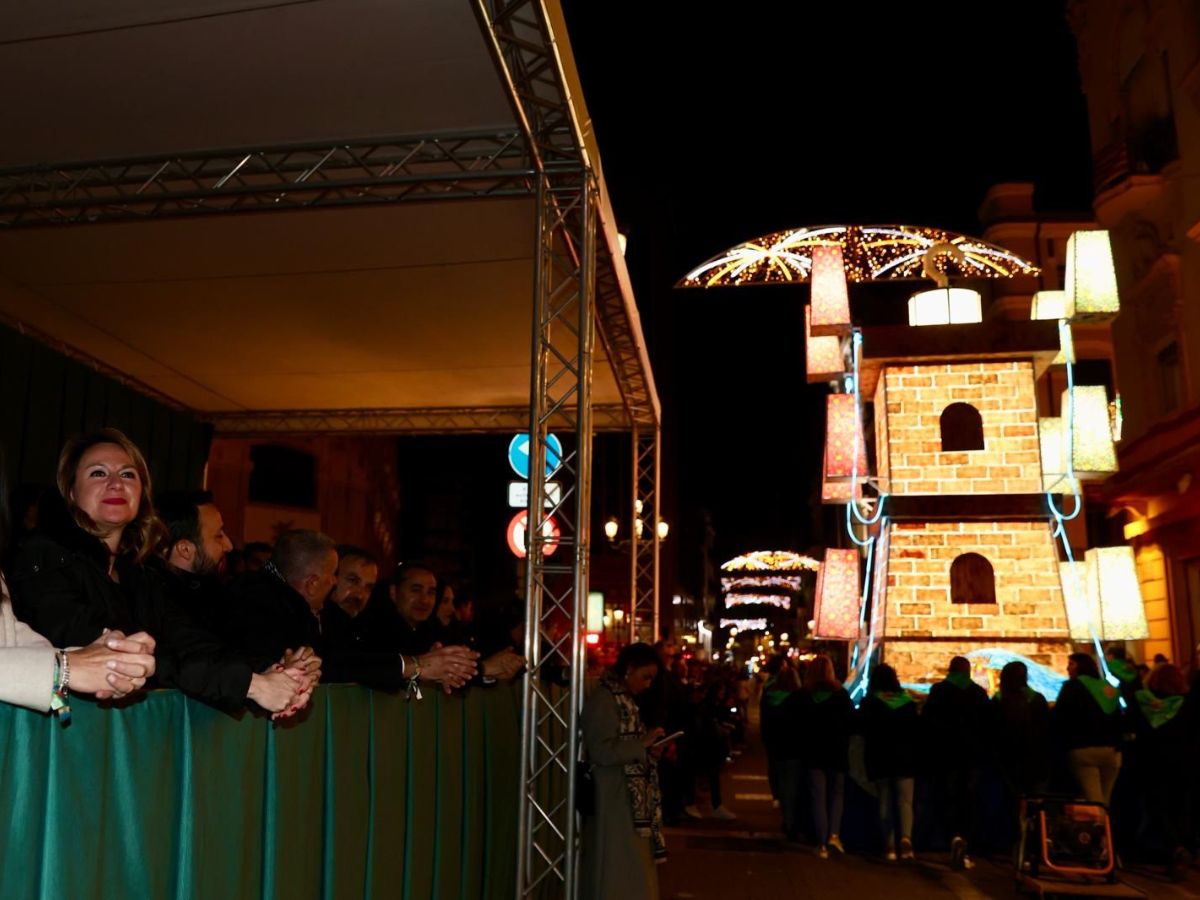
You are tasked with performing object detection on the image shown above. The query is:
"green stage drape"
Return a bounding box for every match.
[0,683,522,900]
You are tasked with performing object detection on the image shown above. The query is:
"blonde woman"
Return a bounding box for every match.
[8,429,306,715]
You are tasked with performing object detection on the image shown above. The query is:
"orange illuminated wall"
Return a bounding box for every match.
[874,361,1043,495]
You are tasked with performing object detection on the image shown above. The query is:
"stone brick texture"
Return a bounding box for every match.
[876,361,1043,495]
[882,520,1070,641]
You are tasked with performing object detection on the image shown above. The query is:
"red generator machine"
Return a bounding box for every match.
[1015,797,1143,898]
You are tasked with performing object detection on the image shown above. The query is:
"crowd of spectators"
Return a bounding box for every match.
[0,429,527,722]
[754,649,1200,881]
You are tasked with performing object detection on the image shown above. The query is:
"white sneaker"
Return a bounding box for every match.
[712,805,737,820]
[771,799,781,809]
[884,849,898,862]
[683,805,703,820]
[827,834,845,854]
[817,845,829,859]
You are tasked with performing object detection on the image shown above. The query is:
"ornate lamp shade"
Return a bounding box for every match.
[813,548,860,640]
[1065,230,1120,320]
[809,244,851,336]
[1063,386,1117,476]
[825,393,868,482]
[1083,546,1149,640]
[806,305,844,383]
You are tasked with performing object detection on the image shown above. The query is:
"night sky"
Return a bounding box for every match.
[561,1,1095,594]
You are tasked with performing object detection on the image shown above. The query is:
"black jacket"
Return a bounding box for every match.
[1051,678,1123,751]
[8,518,253,711]
[223,569,408,690]
[793,687,854,771]
[989,690,1052,787]
[859,694,922,780]
[922,678,991,766]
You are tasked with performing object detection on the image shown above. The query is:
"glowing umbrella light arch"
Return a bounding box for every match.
[677,224,1040,289]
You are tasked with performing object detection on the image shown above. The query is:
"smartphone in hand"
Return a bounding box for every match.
[650,729,685,748]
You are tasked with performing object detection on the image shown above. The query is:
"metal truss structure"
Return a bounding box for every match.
[205,404,630,437]
[0,132,533,226]
[630,427,661,644]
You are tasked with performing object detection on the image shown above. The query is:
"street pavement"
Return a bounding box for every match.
[657,712,1200,900]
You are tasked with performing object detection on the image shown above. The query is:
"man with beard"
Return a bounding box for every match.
[362,562,523,682]
[320,545,378,651]
[227,535,478,694]
[154,491,309,716]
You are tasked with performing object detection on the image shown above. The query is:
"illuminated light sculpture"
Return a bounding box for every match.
[813,548,860,640]
[1065,230,1120,320]
[720,551,820,572]
[809,244,852,336]
[720,618,768,631]
[806,305,844,382]
[906,287,983,326]
[825,394,867,482]
[1084,546,1150,640]
[1063,386,1118,475]
[721,575,804,592]
[676,224,1040,289]
[725,594,792,609]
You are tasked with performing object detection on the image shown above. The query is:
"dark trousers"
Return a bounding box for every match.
[766,750,780,800]
[937,765,980,846]
[808,768,845,846]
[778,759,806,840]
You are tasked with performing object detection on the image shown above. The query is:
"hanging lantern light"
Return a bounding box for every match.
[1058,561,1093,641]
[1039,417,1071,492]
[906,287,982,326]
[813,548,860,640]
[1084,546,1149,640]
[825,393,867,482]
[822,444,860,503]
[806,305,844,382]
[1065,230,1120,320]
[1030,290,1068,320]
[1062,386,1117,476]
[809,243,851,336]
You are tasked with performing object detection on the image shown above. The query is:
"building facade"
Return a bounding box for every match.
[1070,0,1200,666]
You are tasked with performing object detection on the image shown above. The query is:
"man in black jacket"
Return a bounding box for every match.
[320,545,378,652]
[923,656,990,869]
[156,490,308,715]
[224,533,478,693]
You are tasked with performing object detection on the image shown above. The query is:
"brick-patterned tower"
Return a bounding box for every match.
[860,323,1074,686]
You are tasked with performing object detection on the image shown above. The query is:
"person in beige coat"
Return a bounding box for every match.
[0,579,156,711]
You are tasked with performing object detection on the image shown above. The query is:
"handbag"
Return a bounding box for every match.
[575,762,595,816]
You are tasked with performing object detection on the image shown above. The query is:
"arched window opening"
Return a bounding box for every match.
[940,402,984,452]
[950,552,996,605]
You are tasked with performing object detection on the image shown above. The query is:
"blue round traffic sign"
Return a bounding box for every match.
[508,432,562,479]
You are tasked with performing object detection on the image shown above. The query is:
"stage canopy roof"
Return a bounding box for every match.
[0,0,657,434]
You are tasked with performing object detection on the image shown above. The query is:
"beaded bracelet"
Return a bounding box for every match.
[50,650,71,724]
